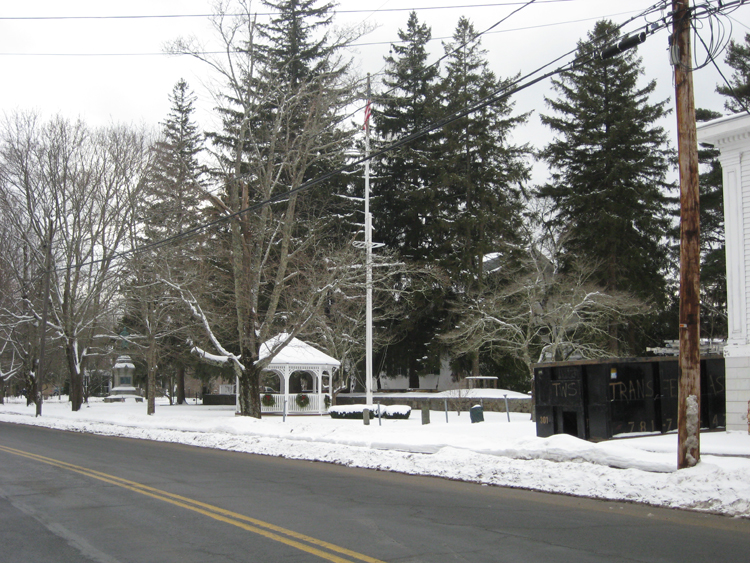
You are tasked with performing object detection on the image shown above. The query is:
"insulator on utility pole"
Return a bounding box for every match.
[599,31,647,60]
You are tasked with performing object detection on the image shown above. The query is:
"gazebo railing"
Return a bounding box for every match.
[260,393,329,414]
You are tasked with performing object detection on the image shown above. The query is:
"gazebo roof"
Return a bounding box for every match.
[260,333,340,368]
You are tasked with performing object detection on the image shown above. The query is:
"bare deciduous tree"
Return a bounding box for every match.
[441,202,645,386]
[0,112,151,411]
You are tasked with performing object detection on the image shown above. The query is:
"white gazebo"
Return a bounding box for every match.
[698,113,750,432]
[246,334,339,415]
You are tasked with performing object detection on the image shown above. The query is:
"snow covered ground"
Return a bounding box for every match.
[1,394,749,519]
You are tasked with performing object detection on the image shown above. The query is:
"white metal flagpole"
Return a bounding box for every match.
[364,73,373,407]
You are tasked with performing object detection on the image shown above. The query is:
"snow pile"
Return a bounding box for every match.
[1,397,748,518]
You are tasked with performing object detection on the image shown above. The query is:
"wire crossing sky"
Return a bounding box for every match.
[9,0,740,274]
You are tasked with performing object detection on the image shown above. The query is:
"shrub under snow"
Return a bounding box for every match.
[328,404,411,420]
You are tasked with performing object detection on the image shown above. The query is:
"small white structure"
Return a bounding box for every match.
[698,114,750,431]
[246,334,339,415]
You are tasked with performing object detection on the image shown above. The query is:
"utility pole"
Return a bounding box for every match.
[672,0,701,469]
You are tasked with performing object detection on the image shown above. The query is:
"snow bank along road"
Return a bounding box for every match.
[1,399,749,519]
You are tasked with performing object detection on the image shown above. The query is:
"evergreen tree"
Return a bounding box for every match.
[370,12,444,388]
[437,16,529,283]
[126,79,206,411]
[436,16,530,379]
[716,33,750,113]
[201,0,359,416]
[373,11,442,261]
[538,19,675,353]
[256,0,351,210]
[257,0,337,86]
[146,79,205,240]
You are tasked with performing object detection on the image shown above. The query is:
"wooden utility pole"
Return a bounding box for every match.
[672,0,701,468]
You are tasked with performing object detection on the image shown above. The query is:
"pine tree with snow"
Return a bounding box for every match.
[434,17,531,379]
[201,0,360,417]
[126,79,207,412]
[369,12,445,388]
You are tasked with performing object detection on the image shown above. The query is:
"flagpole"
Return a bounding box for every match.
[364,73,373,407]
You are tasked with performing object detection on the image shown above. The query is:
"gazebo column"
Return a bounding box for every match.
[283,365,290,413]
[316,367,323,414]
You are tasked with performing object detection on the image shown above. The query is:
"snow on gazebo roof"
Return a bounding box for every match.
[259,333,340,368]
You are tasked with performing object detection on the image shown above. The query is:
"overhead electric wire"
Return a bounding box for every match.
[0,9,633,57]
[0,2,639,57]
[28,0,747,274]
[353,11,641,46]
[728,14,750,30]
[341,0,665,129]
[692,11,750,114]
[57,2,672,273]
[0,1,578,21]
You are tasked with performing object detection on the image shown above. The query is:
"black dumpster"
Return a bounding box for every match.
[656,360,679,433]
[534,356,725,440]
[608,361,659,436]
[703,358,726,429]
[534,363,587,439]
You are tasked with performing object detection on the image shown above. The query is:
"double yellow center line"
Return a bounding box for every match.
[0,444,385,563]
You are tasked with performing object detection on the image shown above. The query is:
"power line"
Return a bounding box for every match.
[694,14,750,114]
[63,3,672,272]
[0,1,578,21]
[341,1,665,128]
[0,8,641,57]
[21,0,744,273]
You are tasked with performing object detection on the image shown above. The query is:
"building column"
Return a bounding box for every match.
[698,115,750,432]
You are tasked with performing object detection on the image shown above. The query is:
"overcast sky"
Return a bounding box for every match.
[1,0,749,184]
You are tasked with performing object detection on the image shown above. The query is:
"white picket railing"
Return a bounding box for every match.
[260,393,328,415]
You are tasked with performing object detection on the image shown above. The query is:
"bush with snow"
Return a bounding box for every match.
[329,404,411,420]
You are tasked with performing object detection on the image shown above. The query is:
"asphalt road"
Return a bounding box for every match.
[1,421,748,563]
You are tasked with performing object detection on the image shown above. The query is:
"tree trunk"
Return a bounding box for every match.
[67,346,83,412]
[408,354,420,389]
[176,364,186,405]
[147,339,157,415]
[237,360,262,418]
[24,365,36,407]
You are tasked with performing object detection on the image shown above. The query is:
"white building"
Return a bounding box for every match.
[698,113,750,431]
